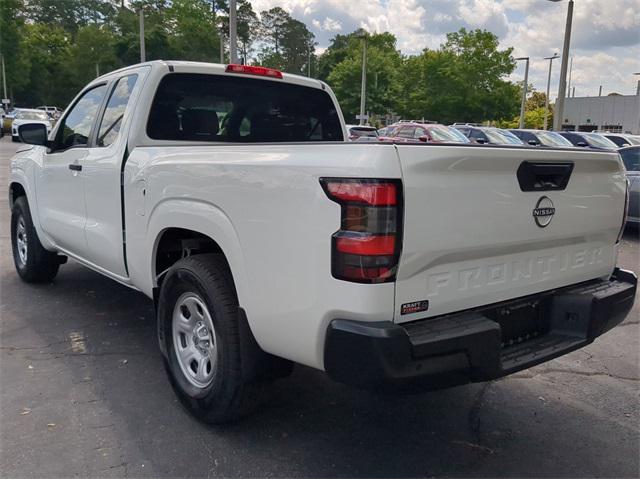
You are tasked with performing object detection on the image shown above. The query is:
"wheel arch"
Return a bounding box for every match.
[9,181,27,209]
[143,199,250,314]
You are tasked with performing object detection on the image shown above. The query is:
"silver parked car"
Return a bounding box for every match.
[619,145,639,225]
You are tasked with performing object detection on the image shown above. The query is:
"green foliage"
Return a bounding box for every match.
[396,28,519,124]
[325,32,402,122]
[2,2,521,126]
[257,7,315,74]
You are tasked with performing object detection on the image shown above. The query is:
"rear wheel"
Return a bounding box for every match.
[157,254,265,423]
[11,196,60,283]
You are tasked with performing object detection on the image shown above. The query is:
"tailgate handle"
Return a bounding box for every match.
[517,161,574,192]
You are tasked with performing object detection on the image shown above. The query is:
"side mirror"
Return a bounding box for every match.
[18,123,48,146]
[418,135,429,142]
[576,141,588,147]
[528,139,539,146]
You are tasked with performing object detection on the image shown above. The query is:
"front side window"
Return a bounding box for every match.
[54,84,108,150]
[147,73,343,142]
[96,75,138,147]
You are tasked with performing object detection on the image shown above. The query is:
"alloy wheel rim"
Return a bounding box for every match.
[16,216,28,266]
[171,292,217,389]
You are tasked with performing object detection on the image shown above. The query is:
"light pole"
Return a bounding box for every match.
[544,53,560,130]
[229,0,238,64]
[515,57,529,129]
[549,0,574,131]
[1,54,8,110]
[567,55,573,97]
[307,43,311,77]
[138,8,146,63]
[358,33,367,125]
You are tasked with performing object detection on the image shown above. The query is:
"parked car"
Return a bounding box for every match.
[557,131,618,150]
[9,60,636,424]
[510,129,576,148]
[11,109,52,142]
[619,145,639,225]
[600,133,640,148]
[345,124,379,142]
[453,125,523,145]
[2,108,18,133]
[37,105,62,119]
[380,122,470,143]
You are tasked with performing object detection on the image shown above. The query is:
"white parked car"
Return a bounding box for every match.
[37,105,62,119]
[11,109,52,142]
[9,61,636,423]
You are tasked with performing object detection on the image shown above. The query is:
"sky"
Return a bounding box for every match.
[250,0,640,100]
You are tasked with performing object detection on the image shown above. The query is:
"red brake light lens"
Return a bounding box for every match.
[335,235,396,256]
[225,64,283,79]
[325,181,397,206]
[321,178,403,284]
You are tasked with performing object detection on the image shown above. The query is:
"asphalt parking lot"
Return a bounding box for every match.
[0,136,638,478]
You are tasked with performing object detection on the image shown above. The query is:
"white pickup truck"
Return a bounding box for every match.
[9,61,636,423]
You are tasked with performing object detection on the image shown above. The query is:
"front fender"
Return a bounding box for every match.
[9,151,56,251]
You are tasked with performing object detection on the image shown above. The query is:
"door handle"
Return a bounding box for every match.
[68,164,82,172]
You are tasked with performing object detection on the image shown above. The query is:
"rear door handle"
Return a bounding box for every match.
[68,164,82,172]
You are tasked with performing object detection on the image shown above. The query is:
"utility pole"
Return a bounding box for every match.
[358,34,367,126]
[307,43,311,77]
[516,57,529,129]
[544,53,560,130]
[1,54,8,104]
[139,8,146,63]
[229,0,238,64]
[96,63,100,77]
[552,0,574,131]
[567,56,573,97]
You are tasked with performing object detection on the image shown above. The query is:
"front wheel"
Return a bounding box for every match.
[11,196,60,283]
[157,254,264,423]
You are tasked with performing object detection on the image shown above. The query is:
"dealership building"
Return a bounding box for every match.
[561,84,640,134]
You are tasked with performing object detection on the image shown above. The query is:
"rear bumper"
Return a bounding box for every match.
[324,268,637,390]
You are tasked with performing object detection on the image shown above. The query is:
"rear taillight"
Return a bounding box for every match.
[616,178,630,243]
[321,178,403,283]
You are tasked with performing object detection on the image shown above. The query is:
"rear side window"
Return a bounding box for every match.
[147,73,343,142]
[97,74,138,147]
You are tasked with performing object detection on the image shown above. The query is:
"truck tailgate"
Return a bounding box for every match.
[394,144,627,323]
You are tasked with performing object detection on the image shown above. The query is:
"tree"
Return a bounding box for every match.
[15,24,75,106]
[213,0,258,63]
[259,7,290,56]
[394,28,519,124]
[166,0,219,62]
[0,0,26,102]
[325,32,402,121]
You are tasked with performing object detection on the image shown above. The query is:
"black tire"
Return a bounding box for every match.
[11,135,19,142]
[11,196,60,283]
[157,254,264,424]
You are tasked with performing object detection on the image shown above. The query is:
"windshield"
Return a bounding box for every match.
[350,127,378,137]
[16,110,49,121]
[584,133,618,149]
[428,125,469,142]
[498,129,524,144]
[447,127,471,143]
[537,131,574,147]
[483,129,514,144]
[627,136,640,145]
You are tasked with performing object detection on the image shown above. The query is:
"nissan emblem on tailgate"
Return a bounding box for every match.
[533,196,555,228]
